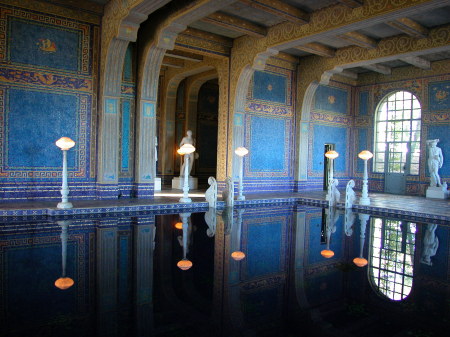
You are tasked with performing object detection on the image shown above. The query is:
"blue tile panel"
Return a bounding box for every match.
[252,70,287,104]
[357,128,368,173]
[6,88,78,168]
[121,100,131,170]
[249,116,286,173]
[314,85,348,114]
[359,91,369,115]
[8,18,81,72]
[312,124,347,173]
[428,81,450,111]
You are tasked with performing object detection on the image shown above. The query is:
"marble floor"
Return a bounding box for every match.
[0,188,449,223]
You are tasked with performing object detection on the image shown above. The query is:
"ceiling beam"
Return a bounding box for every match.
[165,50,203,62]
[336,0,364,8]
[182,27,233,48]
[363,63,392,75]
[338,31,377,48]
[239,0,309,25]
[295,43,336,57]
[201,11,266,38]
[162,56,185,68]
[400,56,431,69]
[387,18,429,38]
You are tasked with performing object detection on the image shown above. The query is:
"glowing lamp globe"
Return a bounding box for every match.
[175,222,183,230]
[55,137,75,150]
[325,150,339,160]
[234,147,249,157]
[321,249,335,258]
[353,257,368,267]
[177,143,195,155]
[358,150,373,160]
[231,251,246,261]
[177,259,193,271]
[54,277,74,290]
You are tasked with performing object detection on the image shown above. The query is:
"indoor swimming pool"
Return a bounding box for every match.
[0,204,448,337]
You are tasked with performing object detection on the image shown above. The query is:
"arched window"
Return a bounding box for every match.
[374,91,421,175]
[369,218,416,301]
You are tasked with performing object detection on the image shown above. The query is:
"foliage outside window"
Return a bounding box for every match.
[369,218,416,301]
[374,91,421,175]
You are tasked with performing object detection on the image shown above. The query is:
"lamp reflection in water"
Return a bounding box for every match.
[321,207,338,258]
[353,214,370,267]
[235,147,249,201]
[55,137,75,209]
[358,150,373,206]
[177,144,196,203]
[177,213,193,271]
[324,150,339,200]
[54,220,75,290]
[231,209,245,261]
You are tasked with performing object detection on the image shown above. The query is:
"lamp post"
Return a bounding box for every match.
[358,150,373,206]
[235,147,249,201]
[177,213,193,271]
[325,150,339,200]
[353,214,369,267]
[55,137,75,209]
[177,143,196,203]
[54,220,74,290]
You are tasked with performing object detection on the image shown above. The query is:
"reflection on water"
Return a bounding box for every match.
[0,205,448,337]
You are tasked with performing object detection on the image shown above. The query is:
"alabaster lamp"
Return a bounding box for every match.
[54,220,75,290]
[353,214,370,267]
[177,213,193,271]
[235,147,249,201]
[177,144,196,203]
[325,150,339,200]
[55,137,75,209]
[358,150,373,206]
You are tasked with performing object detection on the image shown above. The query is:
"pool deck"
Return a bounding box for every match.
[0,189,449,224]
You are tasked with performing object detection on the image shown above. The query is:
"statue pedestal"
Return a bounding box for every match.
[154,178,161,191]
[426,186,449,199]
[171,176,198,190]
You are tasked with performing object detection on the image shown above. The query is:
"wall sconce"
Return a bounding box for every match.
[55,137,75,209]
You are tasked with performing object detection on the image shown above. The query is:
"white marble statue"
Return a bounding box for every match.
[345,179,356,209]
[344,208,355,237]
[179,130,195,177]
[421,223,439,266]
[222,176,234,208]
[204,208,217,237]
[328,179,340,207]
[205,176,218,209]
[427,139,444,187]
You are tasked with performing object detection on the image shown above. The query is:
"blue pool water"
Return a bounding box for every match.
[0,204,448,337]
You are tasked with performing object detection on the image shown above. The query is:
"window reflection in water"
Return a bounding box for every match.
[369,218,416,301]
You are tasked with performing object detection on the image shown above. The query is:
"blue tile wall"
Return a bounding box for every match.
[9,18,81,72]
[7,88,78,168]
[252,70,287,104]
[249,116,286,172]
[121,100,131,170]
[314,85,348,114]
[359,91,369,115]
[428,81,450,111]
[312,124,347,173]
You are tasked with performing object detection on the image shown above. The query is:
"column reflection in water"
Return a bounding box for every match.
[321,207,339,259]
[96,220,118,337]
[177,212,193,271]
[133,216,156,337]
